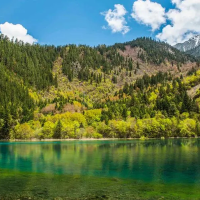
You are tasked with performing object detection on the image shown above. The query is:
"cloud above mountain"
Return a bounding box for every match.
[157,0,200,45]
[0,22,37,44]
[131,0,166,31]
[101,0,200,45]
[101,4,130,35]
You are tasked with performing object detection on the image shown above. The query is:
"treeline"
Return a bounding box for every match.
[10,110,200,140]
[0,36,194,90]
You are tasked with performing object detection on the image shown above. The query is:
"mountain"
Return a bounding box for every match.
[186,45,200,58]
[174,35,200,52]
[174,35,200,58]
[0,36,200,140]
[114,37,196,64]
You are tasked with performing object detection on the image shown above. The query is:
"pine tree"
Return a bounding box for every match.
[54,120,62,139]
[122,108,128,120]
[1,110,12,139]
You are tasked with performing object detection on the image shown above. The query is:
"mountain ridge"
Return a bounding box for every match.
[174,35,200,57]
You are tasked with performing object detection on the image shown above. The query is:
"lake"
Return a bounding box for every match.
[0,139,200,199]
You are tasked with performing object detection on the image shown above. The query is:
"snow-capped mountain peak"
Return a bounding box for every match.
[191,35,200,47]
[174,35,200,52]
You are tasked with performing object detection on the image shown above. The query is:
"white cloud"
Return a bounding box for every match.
[157,0,200,45]
[171,0,181,5]
[101,4,130,35]
[131,0,166,31]
[0,22,37,44]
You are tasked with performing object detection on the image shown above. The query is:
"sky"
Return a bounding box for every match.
[0,0,200,46]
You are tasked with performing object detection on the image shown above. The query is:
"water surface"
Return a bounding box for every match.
[0,139,200,199]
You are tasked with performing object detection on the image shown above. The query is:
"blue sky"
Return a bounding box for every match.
[0,0,198,46]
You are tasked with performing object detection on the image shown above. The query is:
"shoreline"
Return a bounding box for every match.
[0,137,199,142]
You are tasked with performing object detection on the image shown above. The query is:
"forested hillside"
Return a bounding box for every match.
[0,35,200,139]
[114,37,196,65]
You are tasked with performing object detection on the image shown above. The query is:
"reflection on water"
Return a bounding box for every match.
[1,139,200,184]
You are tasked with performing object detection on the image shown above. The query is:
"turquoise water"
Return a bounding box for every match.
[1,139,200,199]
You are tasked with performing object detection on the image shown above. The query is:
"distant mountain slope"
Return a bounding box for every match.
[186,45,200,58]
[174,35,200,52]
[114,37,196,65]
[174,35,200,57]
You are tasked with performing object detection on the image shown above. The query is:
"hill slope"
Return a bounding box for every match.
[0,36,200,139]
[116,37,196,64]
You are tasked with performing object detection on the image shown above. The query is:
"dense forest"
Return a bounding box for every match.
[1,35,200,140]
